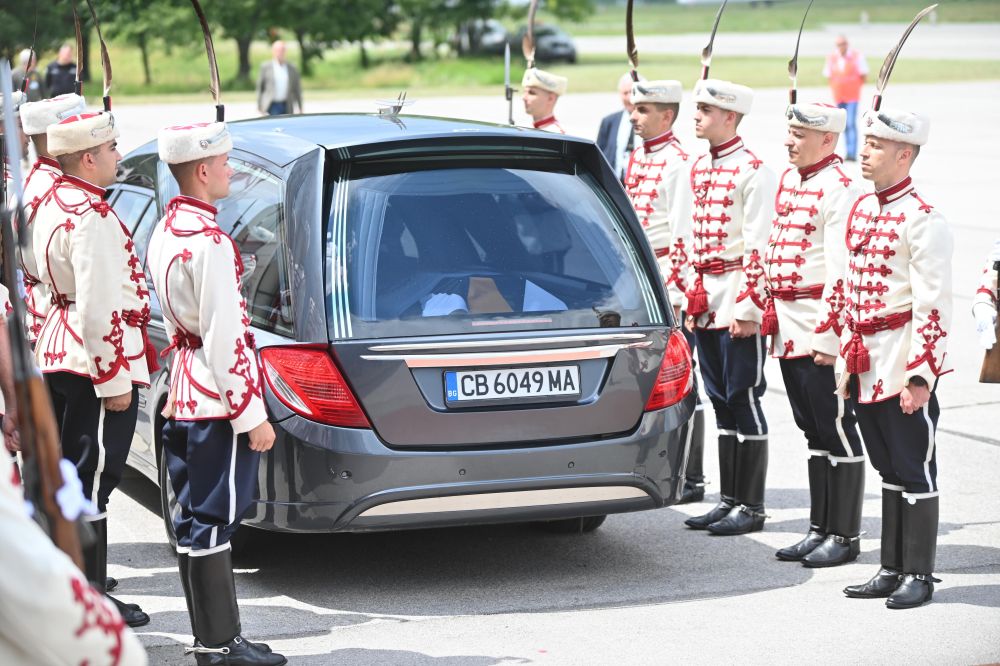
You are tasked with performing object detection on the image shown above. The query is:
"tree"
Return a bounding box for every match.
[203,0,265,85]
[100,0,194,86]
[275,0,399,73]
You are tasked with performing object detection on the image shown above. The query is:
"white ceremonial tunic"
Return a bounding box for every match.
[624,130,693,307]
[146,196,267,434]
[21,156,62,342]
[974,258,998,313]
[764,154,861,359]
[836,177,953,403]
[684,135,777,329]
[0,453,148,665]
[533,116,566,134]
[31,174,153,396]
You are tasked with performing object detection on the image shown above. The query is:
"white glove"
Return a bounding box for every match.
[989,238,1000,264]
[974,303,997,350]
[422,293,469,317]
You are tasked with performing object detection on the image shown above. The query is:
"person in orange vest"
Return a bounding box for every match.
[823,35,868,162]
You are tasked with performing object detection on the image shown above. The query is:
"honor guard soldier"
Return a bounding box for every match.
[767,102,866,566]
[0,449,148,665]
[31,111,155,627]
[149,122,285,665]
[18,93,87,343]
[522,67,568,133]
[623,79,705,503]
[681,78,777,535]
[839,106,952,609]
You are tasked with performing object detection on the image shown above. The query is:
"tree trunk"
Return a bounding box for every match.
[81,31,91,83]
[295,29,311,77]
[359,42,369,69]
[236,36,253,84]
[138,32,152,86]
[408,21,423,62]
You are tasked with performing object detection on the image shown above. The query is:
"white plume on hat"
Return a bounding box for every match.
[19,94,87,136]
[692,78,753,115]
[522,68,568,96]
[785,102,846,134]
[861,107,929,146]
[631,80,682,105]
[47,112,119,156]
[158,122,233,165]
[0,90,26,117]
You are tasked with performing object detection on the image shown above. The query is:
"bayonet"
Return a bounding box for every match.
[787,0,815,105]
[626,0,639,81]
[504,42,514,125]
[874,4,938,110]
[700,0,729,80]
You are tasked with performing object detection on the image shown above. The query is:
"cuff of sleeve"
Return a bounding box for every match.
[972,302,996,320]
[231,399,269,435]
[809,331,841,358]
[93,375,132,399]
[904,364,935,391]
[733,301,762,324]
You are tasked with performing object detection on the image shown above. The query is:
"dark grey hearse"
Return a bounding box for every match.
[110,113,695,543]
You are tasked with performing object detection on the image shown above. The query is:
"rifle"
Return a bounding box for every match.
[980,260,1000,383]
[1,61,84,568]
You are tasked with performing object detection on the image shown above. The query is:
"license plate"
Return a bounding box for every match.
[445,365,581,403]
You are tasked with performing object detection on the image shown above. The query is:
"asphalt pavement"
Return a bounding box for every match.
[107,78,1000,664]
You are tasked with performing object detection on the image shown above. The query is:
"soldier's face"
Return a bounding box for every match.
[693,103,724,141]
[522,87,554,116]
[630,103,671,140]
[784,126,828,167]
[204,153,234,201]
[92,140,121,187]
[860,136,913,183]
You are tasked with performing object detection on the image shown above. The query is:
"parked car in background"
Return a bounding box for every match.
[511,24,578,63]
[453,18,510,56]
[110,112,695,547]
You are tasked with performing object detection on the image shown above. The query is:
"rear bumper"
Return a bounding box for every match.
[244,393,695,532]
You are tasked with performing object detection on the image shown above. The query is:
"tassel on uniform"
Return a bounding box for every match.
[843,332,870,374]
[686,279,709,319]
[761,298,778,336]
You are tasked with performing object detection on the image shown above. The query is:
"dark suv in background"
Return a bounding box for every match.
[110,113,694,544]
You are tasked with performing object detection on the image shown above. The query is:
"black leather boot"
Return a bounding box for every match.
[708,437,768,535]
[678,408,706,504]
[87,518,150,628]
[776,453,828,561]
[803,460,864,568]
[186,549,285,666]
[685,433,736,529]
[844,488,903,598]
[887,495,940,609]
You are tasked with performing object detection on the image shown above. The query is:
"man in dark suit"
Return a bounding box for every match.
[596,73,640,183]
[256,40,303,116]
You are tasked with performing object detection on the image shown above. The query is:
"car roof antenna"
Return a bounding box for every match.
[376,91,415,117]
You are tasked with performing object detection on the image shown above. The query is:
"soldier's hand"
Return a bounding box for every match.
[3,409,19,453]
[729,319,759,339]
[248,420,276,452]
[104,392,132,412]
[811,351,836,366]
[900,381,931,415]
[685,315,696,332]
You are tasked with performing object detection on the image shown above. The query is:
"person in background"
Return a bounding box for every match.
[44,45,77,98]
[12,49,43,103]
[597,72,642,182]
[823,35,868,161]
[256,40,303,116]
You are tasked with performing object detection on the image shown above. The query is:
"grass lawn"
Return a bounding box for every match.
[548,0,1000,37]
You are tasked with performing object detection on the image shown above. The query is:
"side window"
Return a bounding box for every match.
[109,188,153,236]
[220,160,293,337]
[132,203,160,268]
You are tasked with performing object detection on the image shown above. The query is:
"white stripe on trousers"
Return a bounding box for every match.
[921,404,936,492]
[228,430,238,524]
[747,331,765,435]
[92,402,107,506]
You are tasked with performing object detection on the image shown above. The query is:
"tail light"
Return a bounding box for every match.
[644,330,694,412]
[260,346,370,428]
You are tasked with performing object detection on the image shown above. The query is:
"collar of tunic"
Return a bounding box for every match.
[709,135,743,160]
[797,153,843,182]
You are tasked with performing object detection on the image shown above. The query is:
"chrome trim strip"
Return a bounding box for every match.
[358,486,650,517]
[368,332,647,352]
[361,341,651,368]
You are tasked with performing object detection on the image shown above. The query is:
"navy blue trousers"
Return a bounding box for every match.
[163,419,261,552]
[779,357,863,459]
[693,328,767,437]
[47,372,139,515]
[854,388,940,496]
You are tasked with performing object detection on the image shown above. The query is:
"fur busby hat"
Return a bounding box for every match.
[19,94,87,136]
[47,112,119,156]
[158,122,232,165]
[861,108,929,147]
[786,102,846,134]
[692,78,752,115]
[631,80,682,105]
[0,90,26,119]
[522,68,568,96]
